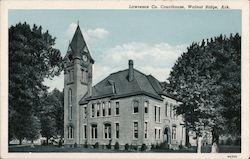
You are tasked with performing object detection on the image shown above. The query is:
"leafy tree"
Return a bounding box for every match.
[39,88,64,144]
[9,22,62,144]
[167,34,241,152]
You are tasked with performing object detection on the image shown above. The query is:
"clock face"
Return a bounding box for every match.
[83,55,88,62]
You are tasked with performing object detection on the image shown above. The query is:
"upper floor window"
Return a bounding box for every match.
[115,102,119,115]
[133,122,138,139]
[83,106,87,119]
[170,104,173,118]
[69,70,74,82]
[172,125,177,140]
[91,104,95,118]
[165,102,168,117]
[68,89,73,120]
[108,101,111,116]
[144,101,149,113]
[133,101,139,113]
[154,106,161,122]
[97,103,100,117]
[102,102,106,116]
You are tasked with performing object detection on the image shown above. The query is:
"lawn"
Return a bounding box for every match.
[9,145,241,153]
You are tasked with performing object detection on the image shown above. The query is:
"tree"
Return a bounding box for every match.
[39,88,64,144]
[9,22,62,144]
[167,34,241,152]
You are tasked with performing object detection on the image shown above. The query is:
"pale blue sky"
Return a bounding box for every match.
[9,10,241,91]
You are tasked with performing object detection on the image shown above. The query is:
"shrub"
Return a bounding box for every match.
[106,143,111,149]
[151,144,155,149]
[84,141,88,148]
[155,143,160,149]
[234,137,241,145]
[74,143,77,148]
[133,145,138,151]
[226,138,233,145]
[141,143,147,151]
[94,142,99,148]
[125,143,129,151]
[220,140,225,145]
[114,142,119,150]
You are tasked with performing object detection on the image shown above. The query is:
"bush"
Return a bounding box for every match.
[106,143,111,149]
[151,144,155,149]
[114,142,119,150]
[234,137,241,145]
[94,142,99,148]
[133,145,138,151]
[74,143,77,148]
[125,143,129,151]
[226,138,233,145]
[141,143,147,151]
[84,141,88,148]
[155,143,160,149]
[220,140,225,145]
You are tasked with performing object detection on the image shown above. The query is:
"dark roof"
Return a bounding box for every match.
[64,25,94,63]
[79,68,173,105]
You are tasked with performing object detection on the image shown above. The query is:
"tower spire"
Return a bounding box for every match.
[77,20,79,26]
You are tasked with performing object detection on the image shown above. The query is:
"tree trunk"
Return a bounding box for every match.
[185,129,190,147]
[197,136,202,153]
[211,128,219,153]
[46,137,49,145]
[19,138,22,145]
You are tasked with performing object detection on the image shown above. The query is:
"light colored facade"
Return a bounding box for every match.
[64,25,186,149]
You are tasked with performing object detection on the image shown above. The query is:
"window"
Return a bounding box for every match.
[68,89,73,120]
[144,122,148,139]
[83,125,87,139]
[102,102,106,116]
[108,101,111,115]
[68,126,74,138]
[170,104,173,118]
[91,104,95,118]
[154,129,157,139]
[133,101,139,113]
[158,107,161,122]
[165,102,168,117]
[115,102,119,115]
[154,106,157,122]
[144,101,148,113]
[104,123,111,139]
[172,126,177,140]
[159,129,161,139]
[69,70,74,82]
[134,122,138,139]
[174,105,177,118]
[91,124,97,139]
[97,103,100,117]
[83,106,87,119]
[115,123,119,139]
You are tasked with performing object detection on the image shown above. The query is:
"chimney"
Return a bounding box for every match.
[128,60,134,81]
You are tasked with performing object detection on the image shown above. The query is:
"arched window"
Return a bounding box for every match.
[68,126,74,138]
[68,89,73,120]
[144,101,149,113]
[133,100,139,113]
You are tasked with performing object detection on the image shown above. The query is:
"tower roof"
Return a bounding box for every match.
[65,24,94,63]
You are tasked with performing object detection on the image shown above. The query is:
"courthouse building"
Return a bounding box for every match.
[64,25,186,149]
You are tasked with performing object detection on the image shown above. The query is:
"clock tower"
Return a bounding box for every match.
[63,24,94,146]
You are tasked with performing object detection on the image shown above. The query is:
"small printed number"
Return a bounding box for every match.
[227,155,237,158]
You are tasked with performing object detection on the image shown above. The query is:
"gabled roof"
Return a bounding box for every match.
[79,68,171,105]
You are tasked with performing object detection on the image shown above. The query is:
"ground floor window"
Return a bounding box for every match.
[68,126,74,138]
[172,125,177,140]
[144,122,148,139]
[91,124,98,139]
[134,122,138,139]
[104,123,111,139]
[115,123,119,139]
[83,125,87,139]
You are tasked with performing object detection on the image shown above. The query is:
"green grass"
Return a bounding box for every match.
[9,145,241,153]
